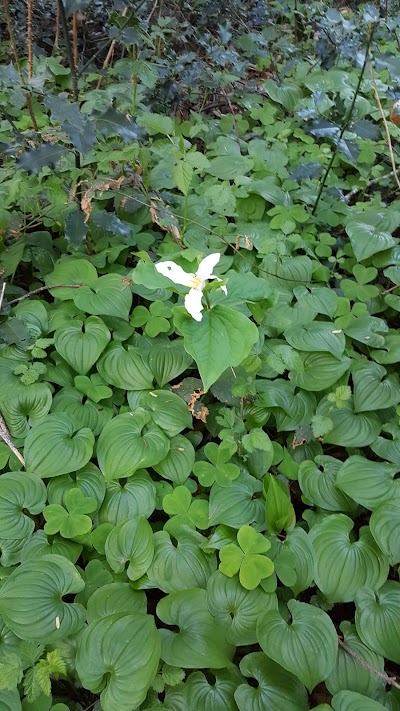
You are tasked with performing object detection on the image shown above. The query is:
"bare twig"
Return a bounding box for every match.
[383,282,400,294]
[72,11,78,71]
[338,637,400,690]
[0,414,25,466]
[3,0,38,131]
[96,5,128,89]
[1,284,84,310]
[220,88,240,146]
[369,62,400,191]
[0,283,6,311]
[344,169,395,202]
[54,0,60,48]
[27,0,33,79]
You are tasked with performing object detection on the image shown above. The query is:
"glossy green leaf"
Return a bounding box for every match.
[309,514,389,602]
[256,599,338,691]
[345,212,397,261]
[45,258,98,300]
[139,389,193,436]
[264,473,295,534]
[54,316,110,374]
[352,361,400,413]
[73,274,133,320]
[370,499,400,564]
[284,322,346,358]
[52,388,113,436]
[157,589,233,668]
[105,515,154,581]
[315,398,381,447]
[24,414,94,478]
[332,690,387,711]
[174,305,258,392]
[0,384,52,439]
[148,340,193,387]
[355,582,400,663]
[76,612,160,711]
[326,622,384,696]
[335,455,400,510]
[0,555,85,641]
[206,570,277,645]
[153,434,195,484]
[46,463,106,512]
[298,455,356,513]
[87,583,147,624]
[291,352,351,391]
[146,526,216,593]
[97,411,170,481]
[234,652,308,711]
[209,473,263,528]
[0,472,46,540]
[97,342,153,390]
[99,471,156,524]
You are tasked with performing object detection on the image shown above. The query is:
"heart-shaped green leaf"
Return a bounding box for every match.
[0,383,52,439]
[326,621,384,697]
[138,389,193,436]
[291,352,351,391]
[157,588,233,668]
[174,305,258,392]
[332,690,387,711]
[356,582,400,663]
[209,473,263,528]
[97,412,170,481]
[0,555,85,641]
[345,212,397,261]
[0,472,46,540]
[45,258,98,300]
[76,612,160,711]
[97,343,153,390]
[73,274,132,320]
[105,515,154,581]
[54,316,110,374]
[352,360,400,412]
[87,583,146,624]
[185,668,243,711]
[316,397,381,447]
[24,414,94,478]
[99,471,156,525]
[234,652,308,711]
[335,455,400,510]
[256,599,338,691]
[147,340,193,387]
[309,514,389,602]
[47,463,106,512]
[370,499,400,564]
[284,322,345,358]
[153,434,195,484]
[298,455,356,513]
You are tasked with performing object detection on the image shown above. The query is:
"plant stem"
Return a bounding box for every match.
[58,0,79,102]
[3,0,38,131]
[312,24,376,215]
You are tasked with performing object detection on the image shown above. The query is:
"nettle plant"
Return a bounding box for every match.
[2,1,400,710]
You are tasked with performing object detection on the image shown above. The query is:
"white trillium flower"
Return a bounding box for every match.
[155,253,227,322]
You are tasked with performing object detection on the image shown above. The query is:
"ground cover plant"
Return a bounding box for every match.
[2,0,400,709]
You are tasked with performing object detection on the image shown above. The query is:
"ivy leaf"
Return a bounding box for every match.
[96,108,143,142]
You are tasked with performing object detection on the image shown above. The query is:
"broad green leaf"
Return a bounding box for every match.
[139,389,193,436]
[355,582,400,663]
[174,305,258,392]
[298,455,356,513]
[256,599,338,691]
[24,414,94,478]
[87,583,146,624]
[173,159,193,195]
[73,274,132,320]
[51,388,112,436]
[45,258,98,300]
[291,352,351,391]
[269,527,316,596]
[99,471,156,525]
[46,463,106,512]
[315,398,381,447]
[234,652,308,711]
[335,455,400,510]
[105,515,154,581]
[309,514,389,602]
[97,411,170,481]
[0,689,21,710]
[76,612,160,711]
[153,434,195,484]
[332,690,387,711]
[0,555,85,641]
[148,340,193,387]
[21,530,82,565]
[0,383,52,439]
[209,473,263,528]
[371,429,400,465]
[146,526,216,593]
[345,212,397,261]
[326,622,384,696]
[157,589,233,668]
[284,322,345,358]
[207,154,254,180]
[352,360,400,412]
[97,343,153,390]
[54,317,110,374]
[370,499,400,564]
[137,112,174,135]
[0,472,46,540]
[17,143,66,174]
[264,474,295,534]
[184,668,243,711]
[206,570,277,645]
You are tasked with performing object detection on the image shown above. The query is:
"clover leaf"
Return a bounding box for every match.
[219,525,274,590]
[162,485,209,529]
[43,489,97,539]
[130,300,172,337]
[74,374,113,403]
[193,442,240,487]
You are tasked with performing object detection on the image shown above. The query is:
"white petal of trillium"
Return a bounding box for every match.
[155,253,226,321]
